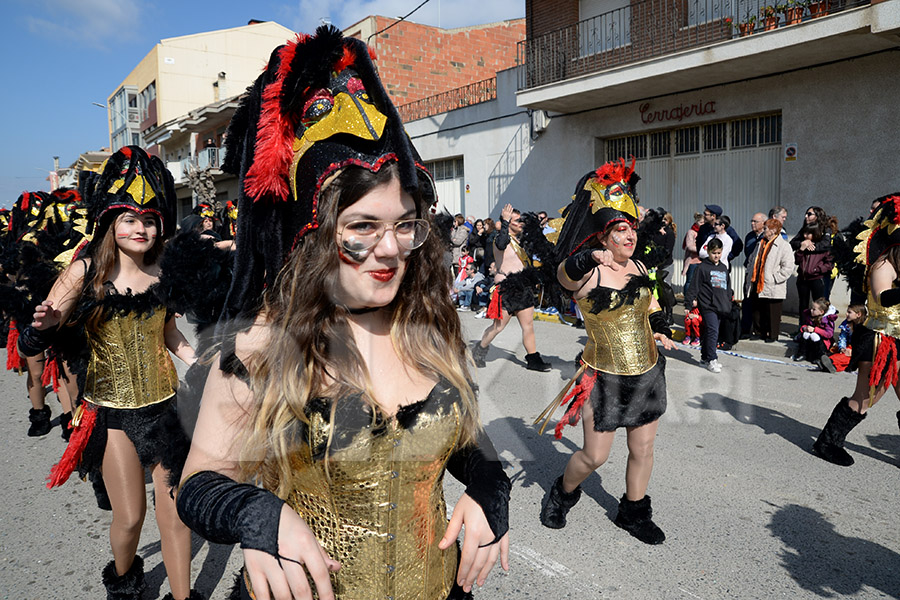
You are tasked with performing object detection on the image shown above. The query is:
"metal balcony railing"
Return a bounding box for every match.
[196,147,221,170]
[398,77,497,122]
[517,0,871,91]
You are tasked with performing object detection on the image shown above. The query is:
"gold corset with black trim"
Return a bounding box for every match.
[576,286,658,375]
[260,381,462,600]
[84,308,178,409]
[866,289,900,337]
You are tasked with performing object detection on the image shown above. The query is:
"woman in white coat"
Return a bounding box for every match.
[744,218,794,343]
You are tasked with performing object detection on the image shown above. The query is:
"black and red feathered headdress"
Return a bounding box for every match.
[855,193,900,270]
[220,25,435,324]
[553,158,640,262]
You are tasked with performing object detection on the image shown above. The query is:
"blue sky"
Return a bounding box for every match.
[0,0,523,208]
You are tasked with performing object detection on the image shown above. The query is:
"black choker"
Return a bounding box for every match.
[347,306,380,315]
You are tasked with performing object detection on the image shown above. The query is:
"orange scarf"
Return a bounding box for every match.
[752,236,776,294]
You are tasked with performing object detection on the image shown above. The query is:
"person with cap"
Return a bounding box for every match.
[536,159,674,545]
[174,26,510,600]
[24,146,201,599]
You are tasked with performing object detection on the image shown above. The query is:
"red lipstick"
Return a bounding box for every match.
[369,269,396,282]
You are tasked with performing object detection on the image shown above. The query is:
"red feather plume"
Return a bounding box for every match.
[47,403,98,488]
[594,157,636,186]
[41,356,60,393]
[244,34,307,202]
[6,322,22,371]
[554,369,598,439]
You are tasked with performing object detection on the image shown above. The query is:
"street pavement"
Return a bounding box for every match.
[1,313,898,599]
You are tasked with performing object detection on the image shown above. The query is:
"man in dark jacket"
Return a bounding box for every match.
[696,203,743,264]
[685,238,733,373]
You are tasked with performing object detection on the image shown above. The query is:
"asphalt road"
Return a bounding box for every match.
[1,313,898,599]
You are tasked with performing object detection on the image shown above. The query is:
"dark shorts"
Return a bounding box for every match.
[586,353,667,432]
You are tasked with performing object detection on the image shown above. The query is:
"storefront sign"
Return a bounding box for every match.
[639,100,716,124]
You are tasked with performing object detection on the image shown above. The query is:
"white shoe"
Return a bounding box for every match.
[458,305,470,312]
[707,359,722,373]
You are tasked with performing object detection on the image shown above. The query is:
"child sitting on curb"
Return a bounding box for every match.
[685,238,732,373]
[792,297,839,371]
[824,304,867,373]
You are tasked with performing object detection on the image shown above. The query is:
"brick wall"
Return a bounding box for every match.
[369,17,525,105]
[527,0,580,38]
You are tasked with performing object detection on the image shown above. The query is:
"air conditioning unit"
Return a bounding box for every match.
[531,110,550,134]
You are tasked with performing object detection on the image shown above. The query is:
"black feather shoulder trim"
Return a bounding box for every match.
[585,273,654,313]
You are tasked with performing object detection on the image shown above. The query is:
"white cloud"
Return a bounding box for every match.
[283,0,523,32]
[24,0,141,49]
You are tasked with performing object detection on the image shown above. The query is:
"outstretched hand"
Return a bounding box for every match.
[591,249,620,271]
[654,332,675,350]
[439,493,510,593]
[500,203,514,222]
[32,300,61,331]
[242,505,340,600]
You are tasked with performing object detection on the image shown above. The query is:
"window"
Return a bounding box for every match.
[759,114,782,146]
[131,133,141,146]
[605,134,646,161]
[139,82,156,121]
[703,122,728,151]
[579,0,631,57]
[649,131,670,158]
[731,117,758,148]
[675,126,700,155]
[423,157,463,181]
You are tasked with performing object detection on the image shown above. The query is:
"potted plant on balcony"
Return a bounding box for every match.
[739,13,757,36]
[808,0,828,18]
[760,5,780,30]
[779,0,806,25]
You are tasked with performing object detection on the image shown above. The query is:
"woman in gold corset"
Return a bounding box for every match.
[812,193,900,466]
[175,26,510,600]
[536,162,674,545]
[22,146,200,600]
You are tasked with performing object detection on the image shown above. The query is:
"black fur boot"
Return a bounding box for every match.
[812,397,866,466]
[525,352,551,372]
[539,476,581,529]
[59,411,72,441]
[613,495,665,545]
[102,555,145,600]
[162,590,206,600]
[27,406,52,437]
[471,341,488,368]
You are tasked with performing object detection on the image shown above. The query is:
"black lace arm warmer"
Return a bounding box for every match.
[446,431,511,546]
[176,470,285,555]
[17,325,52,357]
[649,310,672,338]
[494,220,511,251]
[880,288,900,307]
[564,249,597,283]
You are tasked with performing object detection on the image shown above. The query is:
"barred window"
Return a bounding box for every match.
[607,138,627,162]
[424,157,463,181]
[675,126,700,155]
[650,131,670,158]
[607,134,646,161]
[703,122,728,152]
[732,117,758,148]
[759,114,782,146]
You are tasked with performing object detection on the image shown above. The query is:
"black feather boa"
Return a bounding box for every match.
[585,273,654,313]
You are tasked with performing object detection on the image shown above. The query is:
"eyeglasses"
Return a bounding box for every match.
[714,222,725,227]
[338,218,430,253]
[806,211,815,216]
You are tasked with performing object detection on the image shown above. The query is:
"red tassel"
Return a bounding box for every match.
[41,356,60,393]
[6,321,23,371]
[47,404,97,488]
[869,334,898,391]
[554,369,598,439]
[486,288,502,320]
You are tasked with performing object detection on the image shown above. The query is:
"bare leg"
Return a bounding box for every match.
[56,361,74,415]
[151,463,192,599]
[624,420,660,500]
[102,430,147,576]
[846,362,893,414]
[516,307,537,354]
[479,310,512,348]
[562,399,615,493]
[25,354,46,410]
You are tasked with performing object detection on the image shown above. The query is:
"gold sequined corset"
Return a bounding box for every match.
[866,289,900,337]
[273,380,463,599]
[576,286,658,375]
[84,306,178,409]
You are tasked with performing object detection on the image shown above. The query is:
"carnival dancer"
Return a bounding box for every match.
[23,146,202,600]
[535,160,674,545]
[472,203,552,371]
[812,193,900,466]
[175,26,510,600]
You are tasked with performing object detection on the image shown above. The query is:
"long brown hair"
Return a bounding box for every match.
[241,163,479,494]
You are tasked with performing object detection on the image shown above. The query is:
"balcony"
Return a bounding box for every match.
[398,77,497,122]
[517,0,897,112]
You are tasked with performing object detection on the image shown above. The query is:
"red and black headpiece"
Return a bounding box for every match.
[220,25,436,323]
[82,146,176,251]
[855,193,900,270]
